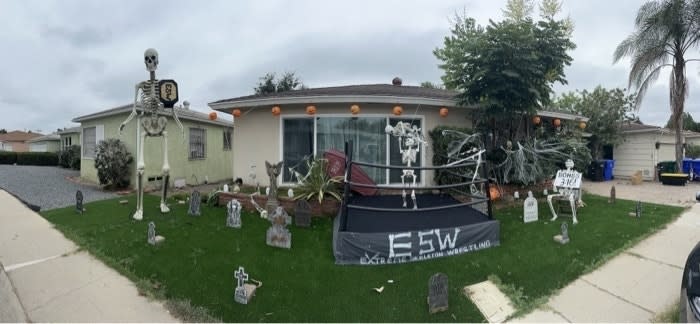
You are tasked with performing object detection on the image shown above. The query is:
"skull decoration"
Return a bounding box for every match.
[144,48,159,72]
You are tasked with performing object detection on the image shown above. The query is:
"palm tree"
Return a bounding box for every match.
[614,0,700,171]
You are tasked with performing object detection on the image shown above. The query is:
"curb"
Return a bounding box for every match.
[0,263,30,322]
[0,186,40,212]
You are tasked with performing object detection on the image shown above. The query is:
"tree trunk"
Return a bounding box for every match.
[672,56,687,172]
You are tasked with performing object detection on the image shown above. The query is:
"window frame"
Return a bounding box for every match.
[82,127,97,159]
[189,127,207,160]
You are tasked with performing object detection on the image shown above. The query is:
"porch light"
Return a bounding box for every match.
[272,105,281,116]
[351,104,360,115]
[306,105,317,115]
[208,112,218,120]
[552,118,561,127]
[393,105,403,116]
[439,107,449,117]
[532,116,541,125]
[232,109,241,118]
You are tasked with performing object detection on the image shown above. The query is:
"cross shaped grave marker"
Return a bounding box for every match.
[235,266,248,289]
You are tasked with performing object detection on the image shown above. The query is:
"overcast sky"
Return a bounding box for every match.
[1,0,699,133]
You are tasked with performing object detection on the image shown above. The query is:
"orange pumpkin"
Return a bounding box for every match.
[350,104,360,115]
[232,109,241,118]
[306,105,317,115]
[553,118,561,127]
[439,107,448,117]
[489,186,500,201]
[208,112,217,120]
[393,105,403,116]
[579,121,587,130]
[272,105,281,116]
[532,115,541,125]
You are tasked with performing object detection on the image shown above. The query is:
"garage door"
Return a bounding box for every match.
[30,143,47,152]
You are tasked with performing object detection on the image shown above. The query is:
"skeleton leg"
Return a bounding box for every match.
[133,132,147,220]
[401,171,407,208]
[410,172,418,210]
[547,194,561,222]
[569,193,578,224]
[160,131,170,213]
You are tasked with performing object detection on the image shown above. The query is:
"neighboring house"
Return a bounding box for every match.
[58,127,81,150]
[613,122,700,181]
[72,104,233,189]
[208,81,588,187]
[0,131,43,152]
[27,133,61,152]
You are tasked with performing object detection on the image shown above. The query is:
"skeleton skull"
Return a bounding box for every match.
[565,159,574,170]
[144,48,159,72]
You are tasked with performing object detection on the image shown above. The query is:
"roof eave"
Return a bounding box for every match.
[536,110,589,122]
[208,95,463,112]
[73,106,231,127]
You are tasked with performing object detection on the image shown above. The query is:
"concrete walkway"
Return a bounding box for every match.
[513,182,700,322]
[0,190,178,322]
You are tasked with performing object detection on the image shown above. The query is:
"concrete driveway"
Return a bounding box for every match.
[0,165,116,211]
[583,179,700,207]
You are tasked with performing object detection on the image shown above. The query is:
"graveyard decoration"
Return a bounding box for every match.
[223,184,229,192]
[234,266,262,305]
[75,190,84,214]
[553,222,570,244]
[384,121,427,209]
[188,190,201,216]
[264,161,284,215]
[287,188,294,198]
[266,206,292,249]
[249,192,268,219]
[547,159,585,224]
[118,48,184,221]
[147,222,165,245]
[294,199,311,228]
[227,199,242,228]
[428,273,449,314]
[609,185,616,204]
[513,191,520,200]
[249,164,259,194]
[635,200,642,218]
[333,136,499,265]
[523,191,538,223]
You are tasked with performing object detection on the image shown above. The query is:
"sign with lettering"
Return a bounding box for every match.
[523,191,538,223]
[553,169,582,189]
[158,79,179,108]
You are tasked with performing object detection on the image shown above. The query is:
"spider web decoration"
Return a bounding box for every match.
[439,130,487,195]
[495,138,587,185]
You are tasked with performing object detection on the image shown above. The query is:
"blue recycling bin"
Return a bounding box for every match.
[602,159,615,181]
[682,158,700,181]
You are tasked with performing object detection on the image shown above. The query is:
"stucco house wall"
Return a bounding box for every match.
[29,139,60,152]
[58,128,81,150]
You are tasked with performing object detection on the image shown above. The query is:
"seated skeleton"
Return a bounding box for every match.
[547,159,585,224]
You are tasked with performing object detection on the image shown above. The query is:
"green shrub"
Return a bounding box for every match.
[293,157,342,204]
[687,144,700,159]
[58,145,81,170]
[16,152,58,166]
[94,139,133,189]
[0,151,17,164]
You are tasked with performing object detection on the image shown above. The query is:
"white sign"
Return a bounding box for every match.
[553,169,582,189]
[523,191,538,223]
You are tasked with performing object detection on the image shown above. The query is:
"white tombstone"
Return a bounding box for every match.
[223,184,229,192]
[523,191,538,223]
[227,199,242,228]
[513,191,520,200]
[287,188,294,198]
[265,187,270,196]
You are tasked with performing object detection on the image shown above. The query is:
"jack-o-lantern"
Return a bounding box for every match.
[489,186,500,201]
[306,105,317,115]
[350,104,360,115]
[532,115,541,125]
[393,105,403,116]
[552,118,561,127]
[272,106,281,116]
[439,107,449,117]
[579,121,587,130]
[208,112,217,120]
[232,109,241,118]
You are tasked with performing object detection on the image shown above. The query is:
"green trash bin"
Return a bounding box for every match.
[657,161,678,180]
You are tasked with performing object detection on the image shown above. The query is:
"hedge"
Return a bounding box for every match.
[16,152,59,166]
[0,152,17,164]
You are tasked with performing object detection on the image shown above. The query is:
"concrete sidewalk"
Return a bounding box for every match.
[512,202,700,322]
[0,190,178,322]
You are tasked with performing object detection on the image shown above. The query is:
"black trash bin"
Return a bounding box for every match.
[657,161,677,180]
[588,160,605,181]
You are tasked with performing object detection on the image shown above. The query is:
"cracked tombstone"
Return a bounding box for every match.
[75,190,84,214]
[428,273,448,314]
[523,191,538,223]
[188,190,201,216]
[147,222,165,245]
[553,222,569,244]
[266,206,291,249]
[295,199,311,228]
[227,199,242,228]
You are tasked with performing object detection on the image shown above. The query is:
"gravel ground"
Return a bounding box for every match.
[0,165,117,211]
[583,179,700,207]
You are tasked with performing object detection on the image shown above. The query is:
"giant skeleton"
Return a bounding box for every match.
[385,121,426,209]
[119,49,184,220]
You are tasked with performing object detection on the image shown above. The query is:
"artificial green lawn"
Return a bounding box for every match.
[41,193,684,322]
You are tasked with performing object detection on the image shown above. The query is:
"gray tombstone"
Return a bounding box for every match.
[147,221,165,245]
[295,200,311,228]
[264,161,284,216]
[609,185,616,204]
[76,190,83,214]
[554,222,570,244]
[188,190,201,216]
[266,206,291,249]
[428,273,448,314]
[635,200,642,218]
[227,199,242,228]
[523,191,538,223]
[234,266,250,304]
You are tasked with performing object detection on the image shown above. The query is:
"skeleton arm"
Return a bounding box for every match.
[119,83,143,136]
[171,104,185,141]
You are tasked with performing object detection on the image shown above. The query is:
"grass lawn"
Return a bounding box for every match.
[41,193,684,322]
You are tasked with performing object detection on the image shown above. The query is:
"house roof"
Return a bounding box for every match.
[27,134,60,143]
[0,131,43,142]
[57,126,81,135]
[72,104,232,127]
[619,122,700,137]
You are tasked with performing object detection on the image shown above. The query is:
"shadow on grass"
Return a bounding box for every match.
[41,193,684,322]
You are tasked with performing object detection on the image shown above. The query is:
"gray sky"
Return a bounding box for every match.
[1,0,699,133]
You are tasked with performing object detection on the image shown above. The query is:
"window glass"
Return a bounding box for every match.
[83,127,96,158]
[282,118,314,182]
[189,128,206,159]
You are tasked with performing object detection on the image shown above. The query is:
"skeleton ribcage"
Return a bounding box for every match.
[140,80,160,112]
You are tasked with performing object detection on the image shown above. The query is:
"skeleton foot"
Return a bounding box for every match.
[133,209,143,221]
[160,202,170,213]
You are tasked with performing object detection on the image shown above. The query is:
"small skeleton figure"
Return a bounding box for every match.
[385,121,426,209]
[547,159,585,224]
[119,49,184,221]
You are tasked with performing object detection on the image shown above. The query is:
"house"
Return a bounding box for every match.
[72,104,234,189]
[612,122,700,181]
[208,80,588,187]
[57,127,81,151]
[0,131,43,152]
[27,133,61,152]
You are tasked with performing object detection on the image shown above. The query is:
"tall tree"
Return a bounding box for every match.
[0,129,6,134]
[665,112,699,131]
[502,0,534,21]
[613,0,700,171]
[254,72,305,95]
[420,81,444,89]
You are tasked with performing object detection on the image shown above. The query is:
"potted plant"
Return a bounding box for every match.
[291,157,343,215]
